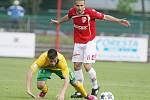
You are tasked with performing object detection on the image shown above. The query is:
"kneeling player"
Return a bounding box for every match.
[26,49,95,100]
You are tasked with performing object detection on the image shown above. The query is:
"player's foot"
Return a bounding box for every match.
[70,92,83,98]
[37,92,46,98]
[91,86,99,96]
[87,95,97,100]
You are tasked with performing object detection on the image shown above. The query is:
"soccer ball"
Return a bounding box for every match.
[100,92,114,100]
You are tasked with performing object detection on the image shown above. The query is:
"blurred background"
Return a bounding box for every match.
[0,1,150,100]
[0,0,149,61]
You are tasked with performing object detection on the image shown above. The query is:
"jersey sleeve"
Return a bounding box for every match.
[90,9,105,20]
[30,53,46,73]
[68,8,74,19]
[58,57,69,78]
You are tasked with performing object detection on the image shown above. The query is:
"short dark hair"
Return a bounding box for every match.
[47,49,58,59]
[75,0,85,1]
[74,0,85,2]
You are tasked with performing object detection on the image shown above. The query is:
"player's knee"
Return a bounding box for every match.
[71,80,81,87]
[37,83,45,89]
[70,79,76,86]
[83,63,92,72]
[74,62,82,70]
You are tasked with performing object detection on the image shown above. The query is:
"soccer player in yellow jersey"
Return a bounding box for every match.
[26,49,96,100]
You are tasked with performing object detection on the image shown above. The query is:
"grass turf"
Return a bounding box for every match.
[0,57,150,100]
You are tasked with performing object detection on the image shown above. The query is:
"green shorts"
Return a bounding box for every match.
[37,67,75,84]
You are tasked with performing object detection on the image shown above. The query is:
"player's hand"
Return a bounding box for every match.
[26,90,36,99]
[56,93,65,100]
[51,19,60,24]
[119,18,130,27]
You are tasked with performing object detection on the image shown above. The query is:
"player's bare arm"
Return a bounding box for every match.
[104,15,130,27]
[51,14,70,24]
[26,69,36,98]
[56,77,69,100]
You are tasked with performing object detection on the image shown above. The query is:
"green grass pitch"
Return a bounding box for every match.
[0,57,150,100]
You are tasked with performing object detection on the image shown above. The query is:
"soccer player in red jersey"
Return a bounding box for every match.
[51,0,130,98]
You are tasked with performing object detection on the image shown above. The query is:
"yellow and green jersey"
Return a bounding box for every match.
[30,51,69,78]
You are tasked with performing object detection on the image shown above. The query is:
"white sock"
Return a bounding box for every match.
[88,67,99,89]
[74,69,84,84]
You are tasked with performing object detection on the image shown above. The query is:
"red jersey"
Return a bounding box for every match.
[68,7,105,44]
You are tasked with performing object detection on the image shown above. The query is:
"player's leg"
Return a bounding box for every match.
[83,63,99,96]
[37,81,48,98]
[69,68,98,100]
[74,62,84,84]
[54,68,84,98]
[36,69,52,98]
[71,43,85,98]
[83,39,100,96]
[72,43,84,84]
[69,67,87,98]
[71,62,84,98]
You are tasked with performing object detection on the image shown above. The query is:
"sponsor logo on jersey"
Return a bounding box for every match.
[74,24,88,30]
[82,17,87,23]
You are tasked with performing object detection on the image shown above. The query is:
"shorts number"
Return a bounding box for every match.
[87,55,96,60]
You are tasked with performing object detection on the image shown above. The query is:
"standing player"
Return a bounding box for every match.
[26,49,96,100]
[51,0,130,98]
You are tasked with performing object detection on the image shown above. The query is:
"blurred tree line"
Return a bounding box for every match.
[0,0,148,15]
[0,0,73,14]
[0,0,148,34]
[117,0,138,15]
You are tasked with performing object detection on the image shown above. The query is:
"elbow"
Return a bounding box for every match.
[64,77,69,85]
[27,69,33,78]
